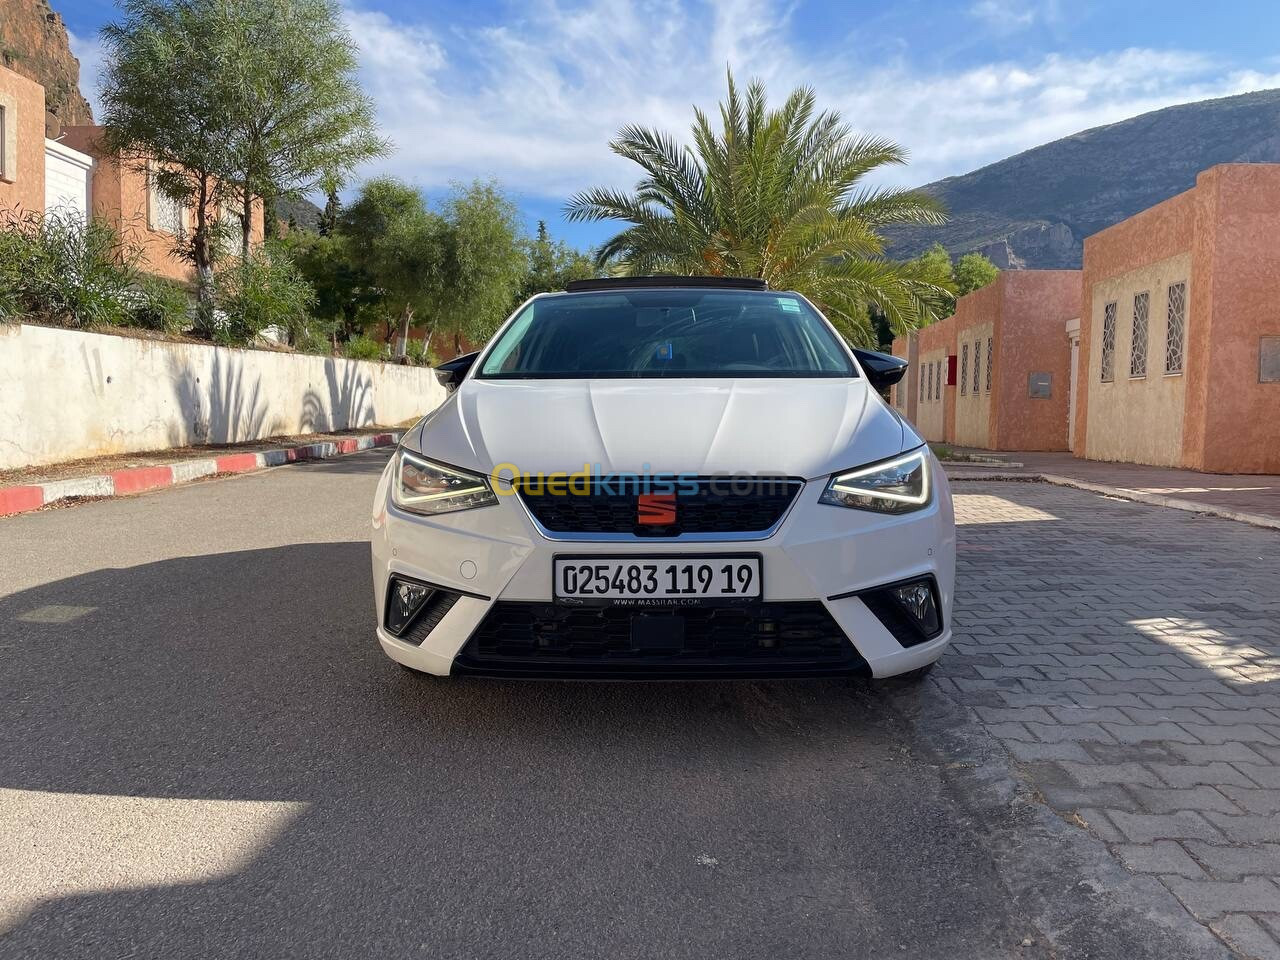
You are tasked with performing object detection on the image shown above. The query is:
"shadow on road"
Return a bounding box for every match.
[0,541,1047,960]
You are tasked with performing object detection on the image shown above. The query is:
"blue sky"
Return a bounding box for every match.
[58,0,1280,250]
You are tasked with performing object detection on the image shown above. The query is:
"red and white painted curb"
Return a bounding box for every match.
[0,431,401,518]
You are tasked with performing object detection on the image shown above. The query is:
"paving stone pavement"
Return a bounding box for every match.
[936,481,1280,958]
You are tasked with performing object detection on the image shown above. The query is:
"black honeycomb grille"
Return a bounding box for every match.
[517,477,801,536]
[453,601,867,679]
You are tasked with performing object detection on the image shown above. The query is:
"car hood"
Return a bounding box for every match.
[410,378,918,481]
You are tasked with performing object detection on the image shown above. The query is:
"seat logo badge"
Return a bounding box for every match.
[637,493,677,525]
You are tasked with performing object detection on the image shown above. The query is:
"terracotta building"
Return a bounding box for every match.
[892,270,1080,451]
[61,125,264,283]
[0,64,48,214]
[1074,163,1280,474]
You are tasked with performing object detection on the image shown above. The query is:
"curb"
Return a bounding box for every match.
[949,469,1280,531]
[0,431,401,518]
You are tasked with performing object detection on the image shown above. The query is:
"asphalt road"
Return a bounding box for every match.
[0,451,1224,959]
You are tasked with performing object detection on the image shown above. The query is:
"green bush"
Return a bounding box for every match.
[0,208,142,327]
[213,244,316,345]
[402,337,441,366]
[343,334,385,361]
[131,275,193,333]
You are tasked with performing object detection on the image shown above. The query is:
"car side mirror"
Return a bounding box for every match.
[851,348,908,393]
[435,352,480,393]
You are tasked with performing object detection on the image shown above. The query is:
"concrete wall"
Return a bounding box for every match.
[1077,163,1280,473]
[1193,165,1280,474]
[996,271,1079,452]
[1076,181,1197,463]
[1084,253,1190,466]
[0,323,447,469]
[0,65,46,214]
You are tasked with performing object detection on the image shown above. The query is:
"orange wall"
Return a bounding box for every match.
[0,66,46,214]
[1076,182,1198,461]
[894,270,1079,451]
[1194,165,1280,473]
[1077,163,1280,473]
[61,125,265,283]
[996,271,1079,451]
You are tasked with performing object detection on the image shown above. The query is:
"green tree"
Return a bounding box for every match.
[280,229,380,344]
[566,70,954,346]
[339,177,445,352]
[100,0,240,318]
[218,0,387,260]
[955,250,1000,296]
[431,180,527,355]
[913,243,999,321]
[516,220,597,305]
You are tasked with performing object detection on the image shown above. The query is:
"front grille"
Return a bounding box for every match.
[453,601,868,679]
[517,476,802,537]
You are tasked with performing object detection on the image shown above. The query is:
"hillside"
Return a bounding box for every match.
[886,88,1280,268]
[0,0,93,136]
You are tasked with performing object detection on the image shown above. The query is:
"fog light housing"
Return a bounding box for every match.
[890,581,940,637]
[851,575,943,648]
[386,576,434,637]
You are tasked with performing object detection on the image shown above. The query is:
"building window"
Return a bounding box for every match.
[960,345,968,396]
[936,360,942,401]
[1165,282,1186,374]
[0,97,14,184]
[919,361,926,402]
[984,337,993,392]
[972,340,980,394]
[1101,301,1117,382]
[147,162,186,237]
[1130,291,1149,378]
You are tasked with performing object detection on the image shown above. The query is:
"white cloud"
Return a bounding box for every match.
[339,0,1280,207]
[71,1,1280,220]
[967,0,1061,33]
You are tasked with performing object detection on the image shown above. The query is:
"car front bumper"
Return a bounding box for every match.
[370,454,956,679]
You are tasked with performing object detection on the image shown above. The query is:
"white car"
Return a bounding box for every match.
[371,277,955,681]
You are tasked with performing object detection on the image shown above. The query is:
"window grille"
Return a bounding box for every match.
[933,361,940,401]
[972,340,980,394]
[985,337,993,392]
[1101,302,1116,382]
[1165,282,1186,374]
[919,361,926,402]
[1130,291,1149,378]
[960,345,968,396]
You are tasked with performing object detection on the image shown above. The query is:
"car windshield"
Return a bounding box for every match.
[476,289,857,379]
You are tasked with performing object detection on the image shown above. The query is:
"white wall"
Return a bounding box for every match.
[44,138,93,219]
[0,323,448,469]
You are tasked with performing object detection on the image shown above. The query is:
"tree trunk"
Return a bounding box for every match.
[240,182,253,263]
[192,176,215,334]
[397,304,413,358]
[453,330,461,358]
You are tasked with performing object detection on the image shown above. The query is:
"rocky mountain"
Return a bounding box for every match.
[275,195,326,233]
[0,0,93,136]
[886,88,1280,269]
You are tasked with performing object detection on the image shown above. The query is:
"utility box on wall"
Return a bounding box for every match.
[1028,372,1053,399]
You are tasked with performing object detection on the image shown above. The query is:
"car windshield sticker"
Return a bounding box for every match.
[777,298,801,313]
[655,342,674,361]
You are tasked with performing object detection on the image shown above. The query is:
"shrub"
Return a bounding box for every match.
[403,337,441,366]
[343,334,385,361]
[213,244,316,345]
[131,275,193,333]
[0,208,142,327]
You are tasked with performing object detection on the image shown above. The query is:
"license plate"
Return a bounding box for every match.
[553,555,762,605]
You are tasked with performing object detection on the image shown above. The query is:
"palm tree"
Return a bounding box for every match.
[566,71,955,346]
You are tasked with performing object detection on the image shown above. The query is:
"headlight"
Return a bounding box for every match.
[819,447,931,514]
[392,449,497,515]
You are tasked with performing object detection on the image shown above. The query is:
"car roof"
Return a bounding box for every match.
[563,276,768,293]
